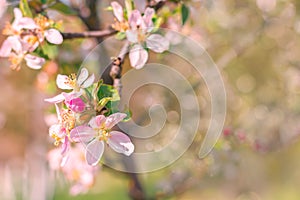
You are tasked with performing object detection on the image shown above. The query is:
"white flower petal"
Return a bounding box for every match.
[146,34,169,53]
[126,30,138,43]
[24,54,45,69]
[111,1,124,22]
[77,68,89,86]
[129,44,148,69]
[13,8,22,20]
[81,74,95,88]
[85,140,104,166]
[44,93,65,103]
[56,74,73,90]
[45,29,63,45]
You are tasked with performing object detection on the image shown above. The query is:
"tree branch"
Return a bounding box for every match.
[62,29,117,39]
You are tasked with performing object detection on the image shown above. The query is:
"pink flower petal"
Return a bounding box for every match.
[129,44,148,69]
[146,34,169,53]
[85,140,104,166]
[81,74,95,88]
[0,36,22,57]
[45,29,63,45]
[61,136,70,155]
[17,17,38,30]
[0,38,13,57]
[143,7,155,28]
[111,1,124,22]
[10,36,23,52]
[129,10,145,29]
[126,30,138,43]
[64,93,85,112]
[24,54,45,69]
[56,74,73,90]
[70,125,95,143]
[44,93,65,103]
[77,68,89,86]
[105,113,127,129]
[88,115,105,129]
[13,8,22,20]
[108,131,134,156]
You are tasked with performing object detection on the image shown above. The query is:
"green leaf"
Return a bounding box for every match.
[40,43,58,59]
[97,84,120,101]
[96,97,112,112]
[181,4,189,25]
[125,0,134,17]
[122,105,132,121]
[115,32,126,40]
[41,0,47,4]
[50,2,77,15]
[97,84,121,115]
[20,0,33,18]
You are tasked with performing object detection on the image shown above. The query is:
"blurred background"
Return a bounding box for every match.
[1,0,300,199]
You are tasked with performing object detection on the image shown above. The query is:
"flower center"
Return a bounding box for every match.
[64,73,78,89]
[8,53,24,71]
[34,15,53,30]
[96,128,111,142]
[112,19,129,32]
[61,109,75,134]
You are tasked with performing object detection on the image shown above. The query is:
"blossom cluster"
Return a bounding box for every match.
[111,1,170,69]
[0,8,63,70]
[45,68,134,193]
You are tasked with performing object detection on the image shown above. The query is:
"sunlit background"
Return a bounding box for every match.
[1,0,300,199]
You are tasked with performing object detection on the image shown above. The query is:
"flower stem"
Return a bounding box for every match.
[61,29,117,39]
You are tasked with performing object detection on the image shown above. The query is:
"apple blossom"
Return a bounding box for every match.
[45,92,86,113]
[48,145,98,195]
[0,8,63,70]
[111,2,169,69]
[70,113,134,166]
[126,9,169,69]
[0,35,45,70]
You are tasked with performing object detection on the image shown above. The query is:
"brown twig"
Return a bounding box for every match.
[61,29,117,39]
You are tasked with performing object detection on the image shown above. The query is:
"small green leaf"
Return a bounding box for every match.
[96,97,112,111]
[115,32,126,40]
[122,105,132,121]
[20,0,33,18]
[41,0,47,4]
[125,0,134,17]
[50,2,77,15]
[97,84,121,115]
[181,4,189,25]
[41,43,58,59]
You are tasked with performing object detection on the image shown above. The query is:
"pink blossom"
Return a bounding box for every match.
[47,145,98,195]
[0,8,63,70]
[0,36,45,70]
[45,92,86,113]
[65,96,86,113]
[70,113,134,166]
[47,103,77,162]
[125,8,169,69]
